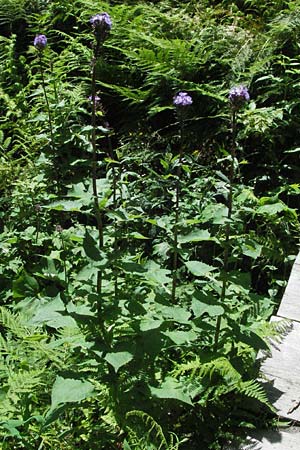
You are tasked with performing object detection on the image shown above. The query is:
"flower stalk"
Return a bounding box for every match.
[89,13,112,301]
[214,85,250,351]
[171,92,192,303]
[34,35,55,152]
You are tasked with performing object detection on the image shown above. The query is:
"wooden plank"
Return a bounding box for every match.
[231,252,300,449]
[277,252,300,322]
[259,317,300,421]
[238,428,300,450]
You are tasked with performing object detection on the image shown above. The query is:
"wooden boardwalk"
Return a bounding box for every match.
[238,251,300,449]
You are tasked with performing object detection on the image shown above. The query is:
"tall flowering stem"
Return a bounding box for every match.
[214,85,250,351]
[171,92,192,303]
[34,35,55,152]
[90,14,112,299]
[107,133,119,301]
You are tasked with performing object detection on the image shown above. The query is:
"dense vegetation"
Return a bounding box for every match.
[0,0,299,448]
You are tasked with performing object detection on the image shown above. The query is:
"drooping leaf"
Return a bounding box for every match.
[192,298,224,318]
[12,271,39,299]
[241,239,263,259]
[31,296,77,329]
[46,199,86,212]
[105,351,134,373]
[83,231,101,262]
[178,229,211,244]
[150,377,193,405]
[144,261,172,285]
[185,261,217,277]
[163,329,198,345]
[159,305,191,323]
[140,318,163,332]
[51,376,94,410]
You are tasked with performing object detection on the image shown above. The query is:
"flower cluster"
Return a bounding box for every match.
[89,95,101,103]
[173,92,193,107]
[228,85,250,109]
[33,34,47,51]
[90,13,112,41]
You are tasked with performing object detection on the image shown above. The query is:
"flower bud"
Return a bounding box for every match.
[229,85,250,109]
[173,92,193,107]
[34,34,47,51]
[90,13,112,41]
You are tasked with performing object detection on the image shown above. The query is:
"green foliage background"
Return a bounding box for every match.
[0,0,299,449]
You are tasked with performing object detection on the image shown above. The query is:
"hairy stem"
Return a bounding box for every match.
[38,52,55,152]
[107,133,119,300]
[61,235,68,290]
[171,118,184,303]
[91,40,104,300]
[214,110,237,351]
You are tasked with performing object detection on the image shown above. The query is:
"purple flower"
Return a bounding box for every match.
[229,85,250,109]
[89,95,101,103]
[34,34,47,51]
[90,13,112,38]
[173,92,193,107]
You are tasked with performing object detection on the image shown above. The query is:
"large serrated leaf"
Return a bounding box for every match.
[105,351,134,372]
[185,261,217,277]
[46,199,86,212]
[31,296,77,329]
[144,261,171,285]
[178,229,211,244]
[159,305,191,323]
[163,329,198,345]
[51,376,94,410]
[13,271,39,299]
[192,298,224,318]
[140,318,163,331]
[150,377,192,405]
[83,231,101,261]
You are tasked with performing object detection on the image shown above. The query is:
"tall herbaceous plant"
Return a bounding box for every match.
[0,2,299,450]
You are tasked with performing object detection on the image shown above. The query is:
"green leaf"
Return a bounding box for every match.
[178,229,211,244]
[118,262,146,274]
[31,296,77,329]
[241,239,262,259]
[163,330,198,345]
[83,231,101,261]
[105,351,134,373]
[51,376,94,410]
[150,377,192,405]
[159,305,191,323]
[46,199,85,212]
[144,261,171,285]
[191,290,224,317]
[256,202,286,215]
[140,318,163,331]
[185,261,217,277]
[192,298,224,318]
[201,204,229,224]
[12,271,39,299]
[128,232,149,239]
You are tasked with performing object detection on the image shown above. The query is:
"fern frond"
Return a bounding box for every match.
[125,410,180,450]
[237,379,273,409]
[0,306,29,339]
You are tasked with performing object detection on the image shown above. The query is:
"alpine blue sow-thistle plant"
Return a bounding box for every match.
[214,85,250,349]
[90,13,112,297]
[34,34,55,152]
[171,91,193,303]
[34,34,47,50]
[228,85,250,110]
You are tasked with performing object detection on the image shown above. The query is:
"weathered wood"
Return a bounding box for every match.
[238,428,300,450]
[260,317,300,421]
[277,252,300,322]
[234,251,300,449]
